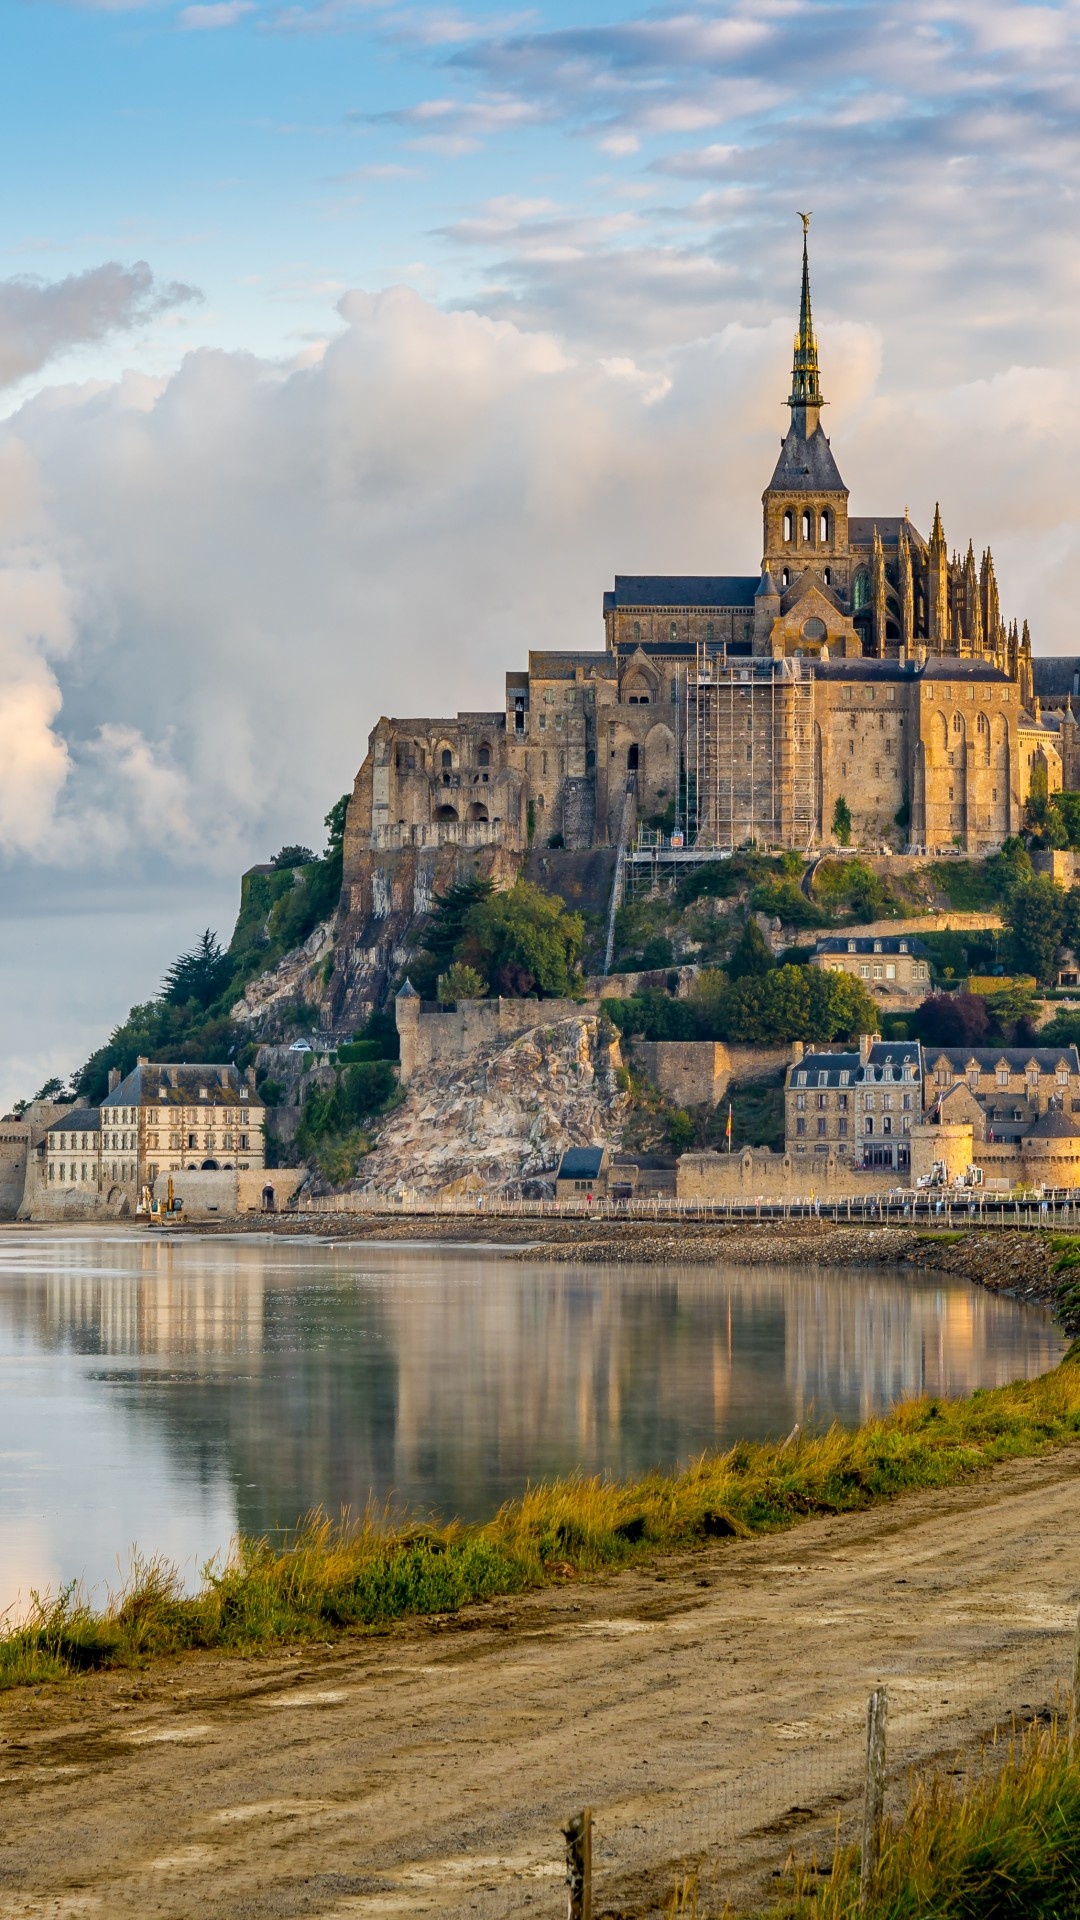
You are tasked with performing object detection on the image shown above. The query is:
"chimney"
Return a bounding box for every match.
[859,1033,879,1064]
[136,1055,149,1068]
[108,1068,121,1094]
[790,1040,805,1063]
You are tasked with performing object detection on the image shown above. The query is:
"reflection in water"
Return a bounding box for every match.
[0,1230,1065,1614]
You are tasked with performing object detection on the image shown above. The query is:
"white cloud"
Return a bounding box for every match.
[178,0,255,26]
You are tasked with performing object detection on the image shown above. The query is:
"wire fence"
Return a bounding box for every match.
[440,1592,1080,1919]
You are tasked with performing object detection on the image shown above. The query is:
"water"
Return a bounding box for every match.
[0,1228,1065,1618]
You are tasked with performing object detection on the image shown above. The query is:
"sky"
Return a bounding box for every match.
[3,0,1080,1109]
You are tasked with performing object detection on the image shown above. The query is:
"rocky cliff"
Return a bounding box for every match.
[357,1013,628,1197]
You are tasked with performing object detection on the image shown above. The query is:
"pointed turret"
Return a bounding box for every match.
[928,503,949,651]
[789,212,823,435]
[980,547,1000,652]
[762,217,847,561]
[898,522,914,652]
[1021,619,1034,710]
[871,525,887,657]
[964,540,982,653]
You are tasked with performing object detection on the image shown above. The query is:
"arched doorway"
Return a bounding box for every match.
[201,1158,219,1170]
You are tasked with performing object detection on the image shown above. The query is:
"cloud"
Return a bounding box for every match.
[0,278,1075,897]
[0,262,202,390]
[178,0,255,25]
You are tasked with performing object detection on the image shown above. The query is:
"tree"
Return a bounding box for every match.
[408,875,494,997]
[832,796,852,846]
[727,916,774,982]
[272,844,315,869]
[436,963,487,1004]
[1006,876,1066,983]
[33,1076,71,1102]
[462,881,584,997]
[162,930,233,1009]
[1063,885,1080,958]
[806,970,880,1042]
[913,992,990,1047]
[323,794,350,856]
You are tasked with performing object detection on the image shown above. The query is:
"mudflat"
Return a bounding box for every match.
[2,1444,1079,1919]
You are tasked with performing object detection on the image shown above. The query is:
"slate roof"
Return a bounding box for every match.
[46,1109,101,1134]
[815,935,930,957]
[925,1047,1080,1073]
[919,658,1012,681]
[1025,1108,1080,1140]
[1032,659,1080,699]
[607,575,759,609]
[557,1146,608,1179]
[848,516,927,550]
[791,1042,921,1088]
[812,659,914,681]
[766,424,847,494]
[102,1063,258,1110]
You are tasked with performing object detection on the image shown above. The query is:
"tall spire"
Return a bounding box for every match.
[790,212,823,425]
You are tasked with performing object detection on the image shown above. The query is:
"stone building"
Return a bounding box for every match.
[809,934,932,999]
[786,1037,923,1173]
[923,1045,1080,1139]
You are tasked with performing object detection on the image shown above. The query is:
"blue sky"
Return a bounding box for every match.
[3,0,1080,1104]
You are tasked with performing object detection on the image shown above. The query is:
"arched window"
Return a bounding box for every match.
[823,567,831,586]
[586,749,595,770]
[706,622,714,643]
[801,509,812,542]
[781,568,790,588]
[820,510,830,542]
[441,748,452,769]
[953,711,963,734]
[669,621,678,642]
[633,620,641,639]
[783,509,794,542]
[853,571,870,610]
[478,744,491,767]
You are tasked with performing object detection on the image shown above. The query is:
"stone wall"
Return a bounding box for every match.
[396,992,591,1082]
[0,1122,29,1219]
[634,1041,797,1110]
[165,1167,307,1219]
[677,1148,886,1201]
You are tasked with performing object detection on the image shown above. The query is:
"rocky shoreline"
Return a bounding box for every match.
[179,1213,1080,1337]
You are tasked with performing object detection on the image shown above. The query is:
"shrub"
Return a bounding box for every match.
[436,963,487,1004]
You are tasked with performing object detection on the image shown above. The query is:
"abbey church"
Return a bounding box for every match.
[345,224,1078,878]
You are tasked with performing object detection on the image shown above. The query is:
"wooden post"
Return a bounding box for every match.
[860,1686,888,1911]
[564,1808,592,1920]
[1060,1605,1068,1758]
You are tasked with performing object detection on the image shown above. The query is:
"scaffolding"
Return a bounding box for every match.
[686,649,817,851]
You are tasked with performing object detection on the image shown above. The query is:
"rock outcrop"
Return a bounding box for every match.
[358,1013,628,1197]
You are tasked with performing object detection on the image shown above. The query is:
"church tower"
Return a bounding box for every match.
[761,216,849,593]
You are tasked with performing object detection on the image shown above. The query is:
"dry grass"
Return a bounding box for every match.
[4,1346,1080,1691]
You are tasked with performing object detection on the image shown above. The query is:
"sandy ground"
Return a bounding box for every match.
[2,1445,1079,1920]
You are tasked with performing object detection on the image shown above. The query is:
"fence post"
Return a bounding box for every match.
[1060,1605,1068,1758]
[1070,1604,1080,1763]
[564,1808,592,1920]
[860,1686,888,1911]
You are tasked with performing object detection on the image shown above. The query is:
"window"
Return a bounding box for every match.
[706,623,714,643]
[797,1071,807,1086]
[633,621,641,639]
[860,964,870,977]
[796,1092,806,1110]
[864,1117,874,1135]
[838,1093,848,1110]
[817,1118,827,1136]
[823,568,831,585]
[882,1116,893,1135]
[864,1092,875,1110]
[783,509,794,542]
[441,748,452,769]
[838,1118,848,1137]
[817,1092,827,1109]
[669,622,678,642]
[801,509,812,541]
[781,568,790,588]
[820,511,830,542]
[478,745,490,767]
[796,1117,806,1136]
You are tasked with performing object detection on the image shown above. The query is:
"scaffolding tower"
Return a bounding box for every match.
[687,649,817,851]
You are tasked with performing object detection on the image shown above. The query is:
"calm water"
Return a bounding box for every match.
[0,1228,1066,1616]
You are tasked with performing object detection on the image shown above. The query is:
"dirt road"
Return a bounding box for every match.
[3,1446,1080,1919]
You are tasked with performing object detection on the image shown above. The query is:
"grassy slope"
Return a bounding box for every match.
[4,1349,1080,1691]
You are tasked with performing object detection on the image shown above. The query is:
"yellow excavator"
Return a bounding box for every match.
[146,1175,184,1227]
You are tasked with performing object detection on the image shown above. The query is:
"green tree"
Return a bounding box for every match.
[1006,876,1066,983]
[272,844,315,869]
[666,1108,694,1154]
[832,795,852,846]
[463,881,584,997]
[408,875,495,997]
[727,916,774,982]
[436,963,487,1004]
[162,930,233,1009]
[1063,885,1080,957]
[806,970,880,1041]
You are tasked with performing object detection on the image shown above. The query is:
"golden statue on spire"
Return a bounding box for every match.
[797,210,812,234]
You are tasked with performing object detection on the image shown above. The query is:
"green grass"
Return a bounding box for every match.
[750,1716,1080,1920]
[5,1353,1080,1691]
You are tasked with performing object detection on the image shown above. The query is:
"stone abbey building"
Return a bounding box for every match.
[344,225,1078,888]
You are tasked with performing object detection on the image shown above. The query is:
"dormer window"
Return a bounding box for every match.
[199,1086,208,1101]
[847,940,856,953]
[818,1072,827,1087]
[240,1087,249,1101]
[796,1071,807,1086]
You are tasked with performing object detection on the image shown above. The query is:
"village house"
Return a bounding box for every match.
[785,1037,923,1174]
[809,934,932,999]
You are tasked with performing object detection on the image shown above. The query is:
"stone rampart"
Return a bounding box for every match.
[396,993,591,1082]
[677,1148,888,1201]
